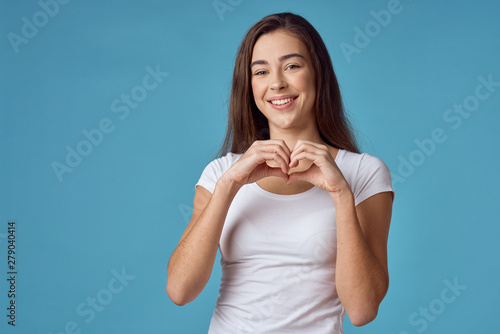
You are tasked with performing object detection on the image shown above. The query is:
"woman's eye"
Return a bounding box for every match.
[286,64,300,70]
[254,70,267,76]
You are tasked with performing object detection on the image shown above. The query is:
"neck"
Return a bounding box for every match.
[268,123,326,151]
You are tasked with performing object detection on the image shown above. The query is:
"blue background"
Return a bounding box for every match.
[1,0,499,333]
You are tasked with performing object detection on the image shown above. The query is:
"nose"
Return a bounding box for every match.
[270,72,287,90]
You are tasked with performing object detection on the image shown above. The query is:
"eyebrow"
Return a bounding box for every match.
[250,53,305,68]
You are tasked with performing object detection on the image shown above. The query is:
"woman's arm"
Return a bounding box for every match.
[287,140,393,326]
[166,140,291,306]
[332,190,393,326]
[166,177,240,306]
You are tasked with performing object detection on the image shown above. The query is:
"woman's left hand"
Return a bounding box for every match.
[287,140,350,194]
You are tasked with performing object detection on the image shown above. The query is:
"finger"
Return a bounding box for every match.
[258,152,289,175]
[290,143,313,163]
[291,141,328,157]
[263,144,290,165]
[258,144,290,169]
[290,151,337,169]
[291,151,342,187]
[266,139,292,157]
[290,145,328,167]
[245,143,290,175]
[262,140,291,164]
[287,169,313,185]
[264,167,289,183]
[292,150,327,162]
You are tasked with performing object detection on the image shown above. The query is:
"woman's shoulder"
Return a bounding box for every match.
[195,152,243,193]
[203,152,244,176]
[337,149,388,169]
[336,149,392,185]
[337,149,394,205]
[210,152,243,169]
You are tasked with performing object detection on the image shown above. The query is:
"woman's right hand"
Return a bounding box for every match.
[222,139,291,187]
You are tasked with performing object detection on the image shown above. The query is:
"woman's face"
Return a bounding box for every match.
[250,30,316,132]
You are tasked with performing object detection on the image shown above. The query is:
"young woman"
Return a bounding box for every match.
[167,12,394,333]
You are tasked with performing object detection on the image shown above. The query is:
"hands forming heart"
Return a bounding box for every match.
[225,139,350,194]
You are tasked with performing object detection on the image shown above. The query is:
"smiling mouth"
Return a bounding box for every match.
[269,97,297,106]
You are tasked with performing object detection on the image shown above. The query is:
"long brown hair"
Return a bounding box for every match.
[218,12,359,156]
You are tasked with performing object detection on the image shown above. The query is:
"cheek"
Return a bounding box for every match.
[251,81,266,105]
[296,72,315,92]
[251,80,263,94]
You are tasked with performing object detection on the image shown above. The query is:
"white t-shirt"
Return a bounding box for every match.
[196,149,394,334]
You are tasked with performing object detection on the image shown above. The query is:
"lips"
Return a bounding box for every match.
[267,96,298,107]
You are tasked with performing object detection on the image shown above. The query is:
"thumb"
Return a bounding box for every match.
[265,167,289,183]
[287,170,311,185]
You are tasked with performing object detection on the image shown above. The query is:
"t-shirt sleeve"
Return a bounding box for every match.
[195,153,241,194]
[352,154,394,206]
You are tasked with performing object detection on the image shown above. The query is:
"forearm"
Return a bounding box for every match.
[167,177,240,305]
[332,190,388,325]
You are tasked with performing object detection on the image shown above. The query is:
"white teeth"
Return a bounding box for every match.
[270,98,294,105]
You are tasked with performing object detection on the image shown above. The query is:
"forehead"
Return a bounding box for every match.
[251,30,309,60]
